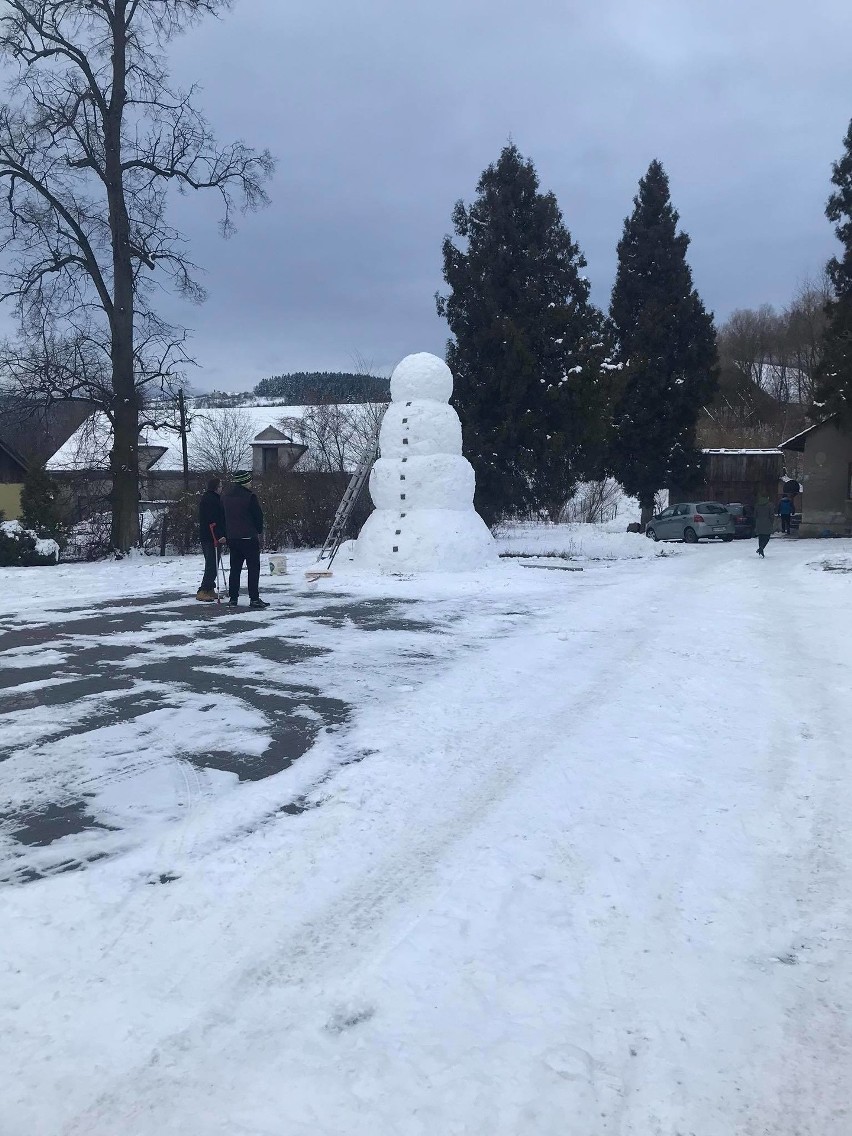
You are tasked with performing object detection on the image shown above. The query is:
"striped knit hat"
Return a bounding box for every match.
[232,470,253,486]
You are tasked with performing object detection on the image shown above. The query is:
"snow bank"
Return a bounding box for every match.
[497,521,680,561]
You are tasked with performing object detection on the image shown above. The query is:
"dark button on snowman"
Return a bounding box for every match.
[355,352,496,570]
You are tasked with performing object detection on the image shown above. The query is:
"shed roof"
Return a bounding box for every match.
[702,448,783,456]
[778,418,836,453]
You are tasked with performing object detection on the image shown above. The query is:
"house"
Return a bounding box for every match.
[251,425,306,477]
[779,417,852,537]
[669,448,786,507]
[0,437,28,520]
[0,396,96,519]
[0,397,97,465]
[47,407,312,517]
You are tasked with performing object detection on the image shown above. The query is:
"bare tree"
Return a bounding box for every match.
[717,305,779,387]
[562,478,622,523]
[0,1,273,550]
[188,408,255,476]
[279,401,385,474]
[783,272,832,407]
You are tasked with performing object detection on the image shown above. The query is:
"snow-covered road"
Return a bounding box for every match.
[1,540,851,1135]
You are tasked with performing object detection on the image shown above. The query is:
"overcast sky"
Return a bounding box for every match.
[161,0,852,391]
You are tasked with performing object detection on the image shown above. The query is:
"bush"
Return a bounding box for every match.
[259,471,371,549]
[162,493,198,555]
[64,513,114,561]
[20,466,69,546]
[0,520,59,566]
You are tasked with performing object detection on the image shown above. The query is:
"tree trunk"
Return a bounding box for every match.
[111,401,139,552]
[106,2,138,553]
[178,389,190,492]
[640,495,655,527]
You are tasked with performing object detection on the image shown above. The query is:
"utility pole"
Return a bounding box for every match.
[178,389,190,492]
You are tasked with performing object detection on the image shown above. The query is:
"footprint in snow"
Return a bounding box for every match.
[324,1002,376,1034]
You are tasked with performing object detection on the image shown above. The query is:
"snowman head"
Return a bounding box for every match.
[390,352,453,404]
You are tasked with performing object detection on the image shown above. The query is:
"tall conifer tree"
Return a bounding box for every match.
[814,119,852,421]
[437,144,613,523]
[609,160,717,523]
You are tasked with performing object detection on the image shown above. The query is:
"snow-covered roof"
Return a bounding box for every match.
[47,406,310,473]
[46,402,382,475]
[702,448,783,456]
[778,418,836,452]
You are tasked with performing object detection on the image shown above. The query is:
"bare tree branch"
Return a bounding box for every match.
[0,0,274,549]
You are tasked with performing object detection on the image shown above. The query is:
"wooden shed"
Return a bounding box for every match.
[669,449,785,506]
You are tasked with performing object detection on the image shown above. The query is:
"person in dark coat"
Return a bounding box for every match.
[196,477,227,601]
[777,493,794,535]
[221,470,269,609]
[754,495,774,557]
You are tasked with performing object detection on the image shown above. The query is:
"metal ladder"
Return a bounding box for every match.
[316,447,378,567]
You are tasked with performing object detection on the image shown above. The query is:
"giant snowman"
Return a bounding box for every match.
[354,352,496,571]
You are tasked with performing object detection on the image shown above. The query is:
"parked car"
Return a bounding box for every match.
[727,502,755,540]
[645,501,735,543]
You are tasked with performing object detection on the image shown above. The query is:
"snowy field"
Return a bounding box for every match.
[1,533,851,1135]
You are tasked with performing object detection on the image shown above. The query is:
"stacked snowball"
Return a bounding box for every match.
[354,352,496,571]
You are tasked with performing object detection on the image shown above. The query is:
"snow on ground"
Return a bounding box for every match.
[1,532,851,1135]
[496,520,677,561]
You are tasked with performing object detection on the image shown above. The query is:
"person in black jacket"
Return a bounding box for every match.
[196,477,227,601]
[221,470,269,609]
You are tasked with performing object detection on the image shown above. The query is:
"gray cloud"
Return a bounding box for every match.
[156,0,852,390]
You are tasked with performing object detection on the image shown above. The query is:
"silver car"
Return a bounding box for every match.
[645,501,736,544]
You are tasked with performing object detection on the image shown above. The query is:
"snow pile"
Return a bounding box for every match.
[355,353,496,572]
[0,520,59,563]
[497,521,680,561]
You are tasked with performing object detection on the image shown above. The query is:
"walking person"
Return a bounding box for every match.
[777,493,794,535]
[221,470,269,609]
[196,477,227,602]
[754,495,774,558]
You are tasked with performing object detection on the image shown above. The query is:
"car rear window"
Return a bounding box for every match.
[698,503,728,514]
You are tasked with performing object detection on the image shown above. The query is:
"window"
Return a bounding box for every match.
[262,447,278,474]
[698,503,727,514]
[673,504,689,517]
[659,507,675,519]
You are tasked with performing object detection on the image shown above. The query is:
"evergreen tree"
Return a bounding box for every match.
[814,119,852,421]
[253,372,390,404]
[609,160,718,524]
[20,465,66,544]
[437,144,614,523]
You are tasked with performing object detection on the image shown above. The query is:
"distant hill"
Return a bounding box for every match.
[254,372,390,404]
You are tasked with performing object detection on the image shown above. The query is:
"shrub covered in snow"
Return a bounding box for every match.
[0,520,60,566]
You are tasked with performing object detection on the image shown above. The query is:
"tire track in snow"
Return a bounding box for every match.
[65,568,669,1132]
